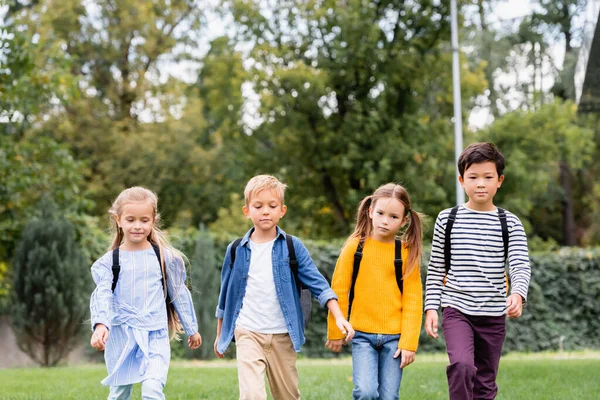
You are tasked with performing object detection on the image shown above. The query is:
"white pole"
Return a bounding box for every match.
[451,0,465,205]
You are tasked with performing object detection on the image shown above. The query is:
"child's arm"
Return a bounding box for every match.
[214,318,224,358]
[214,242,235,358]
[90,256,113,350]
[326,241,356,342]
[165,251,200,344]
[424,213,447,338]
[396,248,423,367]
[326,298,355,341]
[506,216,531,318]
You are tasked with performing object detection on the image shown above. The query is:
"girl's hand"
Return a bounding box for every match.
[335,317,355,341]
[394,348,415,369]
[213,337,224,358]
[506,294,523,318]
[325,339,344,353]
[91,324,109,351]
[424,310,439,338]
[188,332,202,349]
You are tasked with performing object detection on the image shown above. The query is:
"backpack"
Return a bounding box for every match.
[443,205,509,283]
[347,238,403,319]
[111,243,171,305]
[229,234,312,327]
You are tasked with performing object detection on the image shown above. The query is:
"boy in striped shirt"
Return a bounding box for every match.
[424,142,531,400]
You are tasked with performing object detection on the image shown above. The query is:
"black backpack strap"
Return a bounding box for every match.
[111,248,120,292]
[497,208,509,261]
[286,235,301,295]
[444,206,460,274]
[394,239,403,295]
[348,238,365,319]
[229,238,243,268]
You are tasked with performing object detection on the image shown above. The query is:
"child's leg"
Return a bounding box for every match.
[472,316,506,400]
[264,333,300,400]
[351,331,380,400]
[378,334,402,400]
[108,385,132,400]
[235,326,269,400]
[442,307,476,400]
[141,378,165,400]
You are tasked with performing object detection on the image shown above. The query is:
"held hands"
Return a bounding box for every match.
[188,332,202,349]
[506,294,523,318]
[91,324,109,351]
[424,310,439,339]
[213,337,224,359]
[335,316,355,342]
[394,348,416,369]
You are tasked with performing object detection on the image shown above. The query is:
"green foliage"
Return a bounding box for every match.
[10,197,91,366]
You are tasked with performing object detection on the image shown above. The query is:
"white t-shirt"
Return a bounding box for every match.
[236,238,288,333]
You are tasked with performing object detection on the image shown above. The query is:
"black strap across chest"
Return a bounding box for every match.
[347,238,403,319]
[444,206,509,275]
[111,243,165,294]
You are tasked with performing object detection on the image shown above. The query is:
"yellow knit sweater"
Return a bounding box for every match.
[327,237,423,352]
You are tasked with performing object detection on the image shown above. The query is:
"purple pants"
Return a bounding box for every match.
[442,307,506,400]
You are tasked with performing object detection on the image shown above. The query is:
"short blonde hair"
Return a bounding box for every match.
[244,175,287,205]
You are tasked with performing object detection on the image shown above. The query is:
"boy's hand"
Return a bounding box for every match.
[91,324,109,351]
[213,337,224,358]
[325,339,345,353]
[424,310,439,338]
[188,332,202,349]
[506,294,523,318]
[394,348,416,369]
[335,317,355,341]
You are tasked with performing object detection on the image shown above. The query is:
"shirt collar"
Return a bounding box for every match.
[240,226,287,246]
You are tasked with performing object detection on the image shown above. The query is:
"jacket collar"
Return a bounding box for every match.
[240,226,287,246]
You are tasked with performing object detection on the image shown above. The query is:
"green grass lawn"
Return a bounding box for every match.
[1,354,599,399]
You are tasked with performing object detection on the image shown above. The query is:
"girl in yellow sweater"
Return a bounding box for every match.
[326,183,424,400]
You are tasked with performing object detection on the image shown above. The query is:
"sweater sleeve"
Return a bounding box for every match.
[398,246,423,352]
[425,212,448,311]
[506,214,531,302]
[327,239,358,340]
[90,253,113,331]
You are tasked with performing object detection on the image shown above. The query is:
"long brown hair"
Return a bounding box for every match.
[108,186,185,340]
[345,183,424,278]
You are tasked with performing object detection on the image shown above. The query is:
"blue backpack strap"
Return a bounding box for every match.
[394,239,403,295]
[111,248,120,292]
[229,238,243,268]
[444,206,460,275]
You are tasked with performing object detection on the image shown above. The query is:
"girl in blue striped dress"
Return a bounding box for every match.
[90,187,202,400]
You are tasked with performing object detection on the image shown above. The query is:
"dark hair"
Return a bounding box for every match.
[345,183,424,278]
[458,142,505,177]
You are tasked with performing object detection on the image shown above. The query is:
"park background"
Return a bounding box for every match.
[1,0,600,398]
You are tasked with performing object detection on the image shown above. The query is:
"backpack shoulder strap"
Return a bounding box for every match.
[348,238,365,319]
[286,235,301,294]
[150,243,167,294]
[229,238,243,268]
[111,248,120,292]
[497,207,509,261]
[394,239,403,295]
[444,206,460,274]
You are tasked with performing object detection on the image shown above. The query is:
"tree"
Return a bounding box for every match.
[10,198,90,366]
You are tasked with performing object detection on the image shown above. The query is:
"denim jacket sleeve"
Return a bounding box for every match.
[291,236,337,307]
[215,241,234,319]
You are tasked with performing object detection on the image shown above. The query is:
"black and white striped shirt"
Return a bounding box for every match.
[425,205,531,316]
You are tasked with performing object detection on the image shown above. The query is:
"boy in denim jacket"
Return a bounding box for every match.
[214,175,354,400]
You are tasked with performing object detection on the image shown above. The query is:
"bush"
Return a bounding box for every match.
[10,198,90,366]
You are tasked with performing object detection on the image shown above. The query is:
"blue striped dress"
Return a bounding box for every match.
[90,247,198,386]
[425,205,531,316]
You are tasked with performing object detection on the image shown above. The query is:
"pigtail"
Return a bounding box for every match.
[402,208,424,278]
[344,195,373,248]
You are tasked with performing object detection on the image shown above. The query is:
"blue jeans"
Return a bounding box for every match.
[352,331,403,400]
[108,379,165,400]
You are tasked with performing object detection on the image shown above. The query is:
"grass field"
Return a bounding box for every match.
[1,353,599,399]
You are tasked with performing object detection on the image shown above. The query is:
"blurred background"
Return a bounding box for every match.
[1,0,599,368]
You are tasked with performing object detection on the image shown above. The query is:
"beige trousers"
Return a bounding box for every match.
[234,326,301,400]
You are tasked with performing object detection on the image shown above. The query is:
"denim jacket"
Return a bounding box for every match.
[215,226,337,353]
